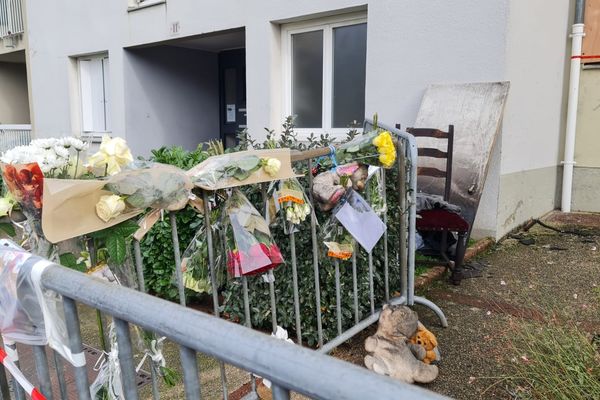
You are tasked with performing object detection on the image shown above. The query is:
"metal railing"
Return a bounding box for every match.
[20,261,444,400]
[0,125,31,152]
[0,0,24,38]
[126,120,447,398]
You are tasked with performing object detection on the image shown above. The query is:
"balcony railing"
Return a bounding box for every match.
[0,124,31,152]
[0,0,24,38]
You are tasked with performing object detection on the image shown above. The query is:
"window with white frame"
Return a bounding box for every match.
[282,14,367,134]
[78,54,111,133]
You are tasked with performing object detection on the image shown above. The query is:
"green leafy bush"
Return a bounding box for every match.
[138,145,207,300]
[220,118,406,346]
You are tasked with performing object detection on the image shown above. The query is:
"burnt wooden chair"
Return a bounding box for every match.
[396,124,469,284]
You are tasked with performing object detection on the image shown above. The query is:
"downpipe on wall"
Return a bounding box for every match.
[561,0,585,212]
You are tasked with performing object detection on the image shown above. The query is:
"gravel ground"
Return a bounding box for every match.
[332,217,600,399]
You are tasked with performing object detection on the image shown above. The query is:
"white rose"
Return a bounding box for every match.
[96,195,126,222]
[0,198,14,217]
[263,158,281,177]
[87,135,134,176]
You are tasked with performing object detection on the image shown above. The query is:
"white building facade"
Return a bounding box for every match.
[18,0,575,239]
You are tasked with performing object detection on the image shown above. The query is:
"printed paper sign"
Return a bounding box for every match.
[334,190,386,254]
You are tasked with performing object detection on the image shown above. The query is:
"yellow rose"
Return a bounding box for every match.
[96,195,126,222]
[263,158,281,177]
[379,153,396,168]
[380,142,396,155]
[86,135,133,176]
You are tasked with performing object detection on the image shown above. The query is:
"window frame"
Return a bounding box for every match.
[281,13,367,138]
[77,53,111,135]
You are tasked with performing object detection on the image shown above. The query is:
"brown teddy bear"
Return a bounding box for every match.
[364,305,439,383]
[409,321,440,364]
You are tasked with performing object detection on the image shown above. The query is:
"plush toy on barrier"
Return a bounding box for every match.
[312,163,368,211]
[364,305,439,384]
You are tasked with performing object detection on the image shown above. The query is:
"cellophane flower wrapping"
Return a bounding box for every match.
[336,129,397,168]
[321,201,354,260]
[104,162,192,212]
[224,190,284,277]
[0,240,81,366]
[267,178,312,233]
[0,240,45,345]
[180,222,226,294]
[193,154,265,190]
[1,162,44,229]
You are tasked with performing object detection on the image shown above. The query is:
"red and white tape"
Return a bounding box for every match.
[0,348,46,400]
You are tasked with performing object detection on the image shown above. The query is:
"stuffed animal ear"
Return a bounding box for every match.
[382,304,390,310]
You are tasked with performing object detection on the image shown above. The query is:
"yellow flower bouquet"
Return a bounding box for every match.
[336,130,397,168]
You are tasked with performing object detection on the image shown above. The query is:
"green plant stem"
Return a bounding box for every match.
[96,309,107,352]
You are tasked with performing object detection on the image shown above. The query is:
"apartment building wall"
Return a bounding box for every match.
[23,0,572,238]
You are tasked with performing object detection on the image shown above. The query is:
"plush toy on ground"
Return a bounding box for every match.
[409,321,440,364]
[364,305,439,384]
[312,163,368,211]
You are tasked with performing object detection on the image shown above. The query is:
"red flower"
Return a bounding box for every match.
[1,163,44,218]
[268,244,284,265]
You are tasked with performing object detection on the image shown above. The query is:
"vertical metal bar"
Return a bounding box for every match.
[201,190,228,400]
[114,318,139,400]
[368,252,375,315]
[133,239,146,292]
[306,159,324,347]
[406,138,418,305]
[241,276,257,394]
[397,141,408,300]
[62,297,91,400]
[271,384,291,400]
[4,342,24,400]
[351,248,359,324]
[334,259,342,336]
[52,350,68,400]
[133,240,160,400]
[0,362,11,400]
[32,346,53,400]
[261,184,278,333]
[381,169,390,301]
[170,212,186,306]
[179,346,202,400]
[289,227,302,344]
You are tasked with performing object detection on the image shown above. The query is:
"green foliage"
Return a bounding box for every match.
[501,322,600,400]
[0,222,15,237]
[219,117,406,346]
[59,252,87,272]
[139,147,207,300]
[89,220,141,264]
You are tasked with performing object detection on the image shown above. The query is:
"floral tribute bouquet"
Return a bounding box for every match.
[189,148,299,191]
[0,137,90,255]
[336,129,397,168]
[180,220,226,295]
[224,189,284,277]
[267,178,312,231]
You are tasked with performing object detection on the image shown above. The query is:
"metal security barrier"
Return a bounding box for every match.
[0,125,31,152]
[0,259,448,400]
[127,120,447,398]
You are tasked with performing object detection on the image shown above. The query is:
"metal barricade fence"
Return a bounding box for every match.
[128,120,447,398]
[0,259,448,400]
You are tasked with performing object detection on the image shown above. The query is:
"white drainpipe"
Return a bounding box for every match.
[561,0,586,212]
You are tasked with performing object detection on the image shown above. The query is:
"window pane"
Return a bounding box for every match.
[79,57,107,132]
[292,30,323,128]
[332,23,367,128]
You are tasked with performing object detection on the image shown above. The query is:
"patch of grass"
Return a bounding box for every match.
[496,321,600,400]
[414,252,438,277]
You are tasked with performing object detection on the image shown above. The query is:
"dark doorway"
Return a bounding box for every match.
[219,49,246,148]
